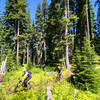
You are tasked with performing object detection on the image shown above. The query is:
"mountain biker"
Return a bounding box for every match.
[21,68,32,88]
[57,66,62,80]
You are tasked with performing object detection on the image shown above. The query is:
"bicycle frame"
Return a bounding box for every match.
[14,79,25,92]
[8,78,34,94]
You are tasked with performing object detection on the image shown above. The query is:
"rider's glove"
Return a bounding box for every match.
[19,80,22,82]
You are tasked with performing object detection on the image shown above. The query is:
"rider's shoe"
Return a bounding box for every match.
[24,87,27,90]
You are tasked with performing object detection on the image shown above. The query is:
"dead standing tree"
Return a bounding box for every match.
[0,56,7,82]
[64,0,71,70]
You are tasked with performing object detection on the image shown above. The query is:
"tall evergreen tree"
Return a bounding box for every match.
[95,0,100,36]
[47,0,65,65]
[42,0,48,64]
[5,0,27,66]
[64,0,70,70]
[35,2,44,64]
[47,0,77,68]
[19,9,31,65]
[31,20,36,65]
[94,0,100,55]
[0,16,3,63]
[71,0,100,92]
[74,0,88,50]
[25,10,31,64]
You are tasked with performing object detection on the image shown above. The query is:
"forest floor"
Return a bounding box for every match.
[0,66,100,100]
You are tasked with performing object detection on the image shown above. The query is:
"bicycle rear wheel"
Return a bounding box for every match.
[8,84,17,94]
[55,74,62,82]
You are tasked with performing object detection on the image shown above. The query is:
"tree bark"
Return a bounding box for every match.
[27,44,29,64]
[88,0,92,41]
[22,52,25,65]
[39,32,43,64]
[16,19,19,67]
[65,0,70,70]
[32,52,35,65]
[86,0,90,41]
[43,42,46,63]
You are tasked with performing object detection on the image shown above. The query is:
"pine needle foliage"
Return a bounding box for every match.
[71,39,100,93]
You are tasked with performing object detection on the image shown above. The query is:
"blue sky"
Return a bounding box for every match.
[0,0,98,23]
[27,0,51,22]
[0,0,51,22]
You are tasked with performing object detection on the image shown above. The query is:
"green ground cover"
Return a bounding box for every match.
[0,66,100,100]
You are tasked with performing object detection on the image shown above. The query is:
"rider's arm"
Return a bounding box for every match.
[21,72,25,77]
[23,71,28,79]
[20,72,25,80]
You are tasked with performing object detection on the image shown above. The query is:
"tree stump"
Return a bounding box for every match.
[46,86,53,100]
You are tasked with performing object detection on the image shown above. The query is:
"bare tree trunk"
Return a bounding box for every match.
[36,45,39,64]
[43,42,46,63]
[27,44,29,64]
[40,49,43,64]
[22,52,25,65]
[16,19,19,67]
[0,56,7,75]
[39,32,43,64]
[38,52,42,64]
[86,0,90,41]
[65,26,70,70]
[88,0,92,41]
[37,44,41,64]
[38,43,43,64]
[65,0,70,70]
[32,53,35,65]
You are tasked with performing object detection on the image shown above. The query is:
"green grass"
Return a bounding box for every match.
[0,66,100,100]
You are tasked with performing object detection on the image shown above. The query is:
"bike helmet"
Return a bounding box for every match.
[23,68,27,72]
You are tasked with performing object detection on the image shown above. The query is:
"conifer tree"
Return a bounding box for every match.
[5,0,27,66]
[95,0,100,36]
[47,0,65,64]
[71,0,100,92]
[64,0,70,70]
[31,20,36,65]
[94,0,100,55]
[0,17,3,63]
[47,0,78,67]
[42,0,48,64]
[71,39,100,92]
[19,10,31,65]
[25,10,31,64]
[35,2,44,64]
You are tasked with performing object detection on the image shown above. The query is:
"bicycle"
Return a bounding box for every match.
[8,78,35,94]
[55,72,62,82]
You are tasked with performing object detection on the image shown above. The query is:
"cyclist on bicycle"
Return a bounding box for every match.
[21,68,32,89]
[57,66,62,80]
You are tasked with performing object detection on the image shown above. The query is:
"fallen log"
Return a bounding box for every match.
[67,71,75,78]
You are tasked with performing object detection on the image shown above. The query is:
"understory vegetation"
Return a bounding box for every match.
[0,65,100,100]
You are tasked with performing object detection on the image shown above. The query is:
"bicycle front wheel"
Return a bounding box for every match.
[8,84,17,94]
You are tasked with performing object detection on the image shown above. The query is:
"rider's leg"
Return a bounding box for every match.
[24,76,31,87]
[23,78,27,87]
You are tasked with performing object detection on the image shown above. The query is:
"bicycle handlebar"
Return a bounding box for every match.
[18,77,22,83]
